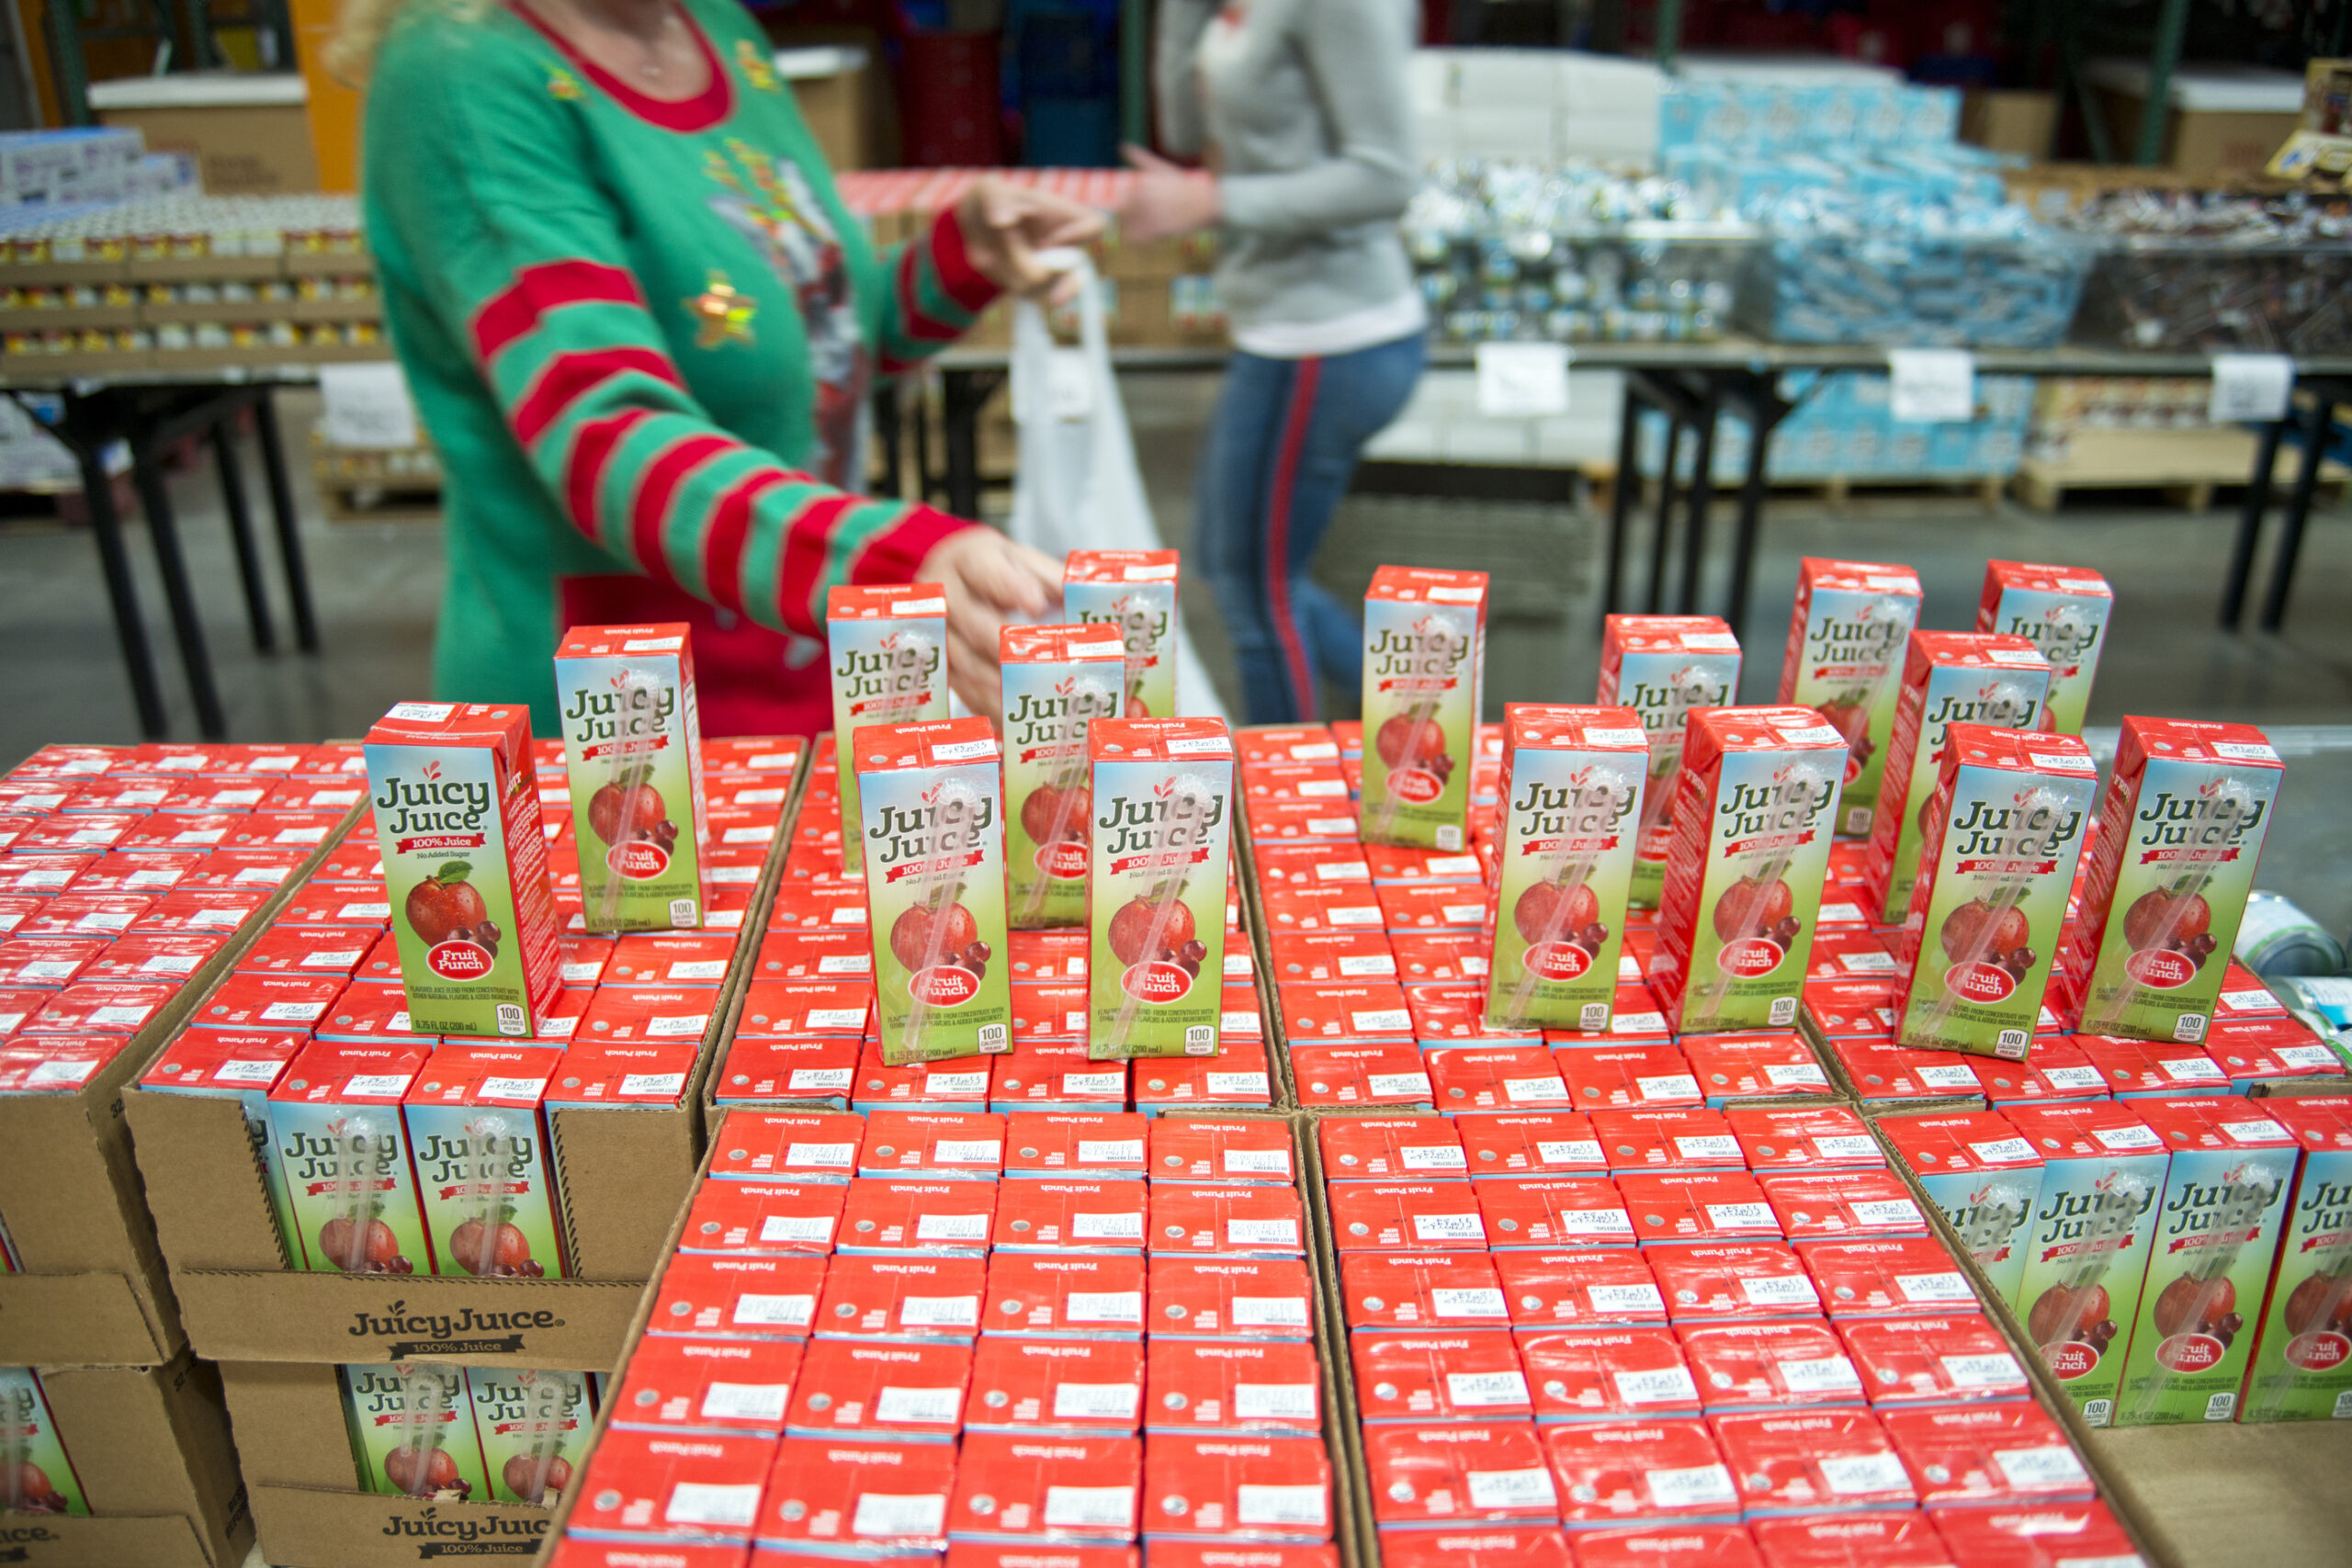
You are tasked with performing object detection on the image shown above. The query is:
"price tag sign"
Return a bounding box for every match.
[2210,354,2295,423]
[319,362,420,449]
[1886,349,1975,423]
[1476,342,1572,417]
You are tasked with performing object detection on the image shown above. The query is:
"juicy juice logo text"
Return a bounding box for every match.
[2004,605,2102,671]
[1629,675,1731,727]
[1008,685,1102,751]
[1926,683,2040,733]
[2134,785,2268,850]
[2298,1176,2352,1240]
[1510,773,1635,840]
[2035,1182,2154,1247]
[2161,1168,2284,1238]
[374,766,492,838]
[1804,606,1908,667]
[1078,599,1169,653]
[1717,772,1832,842]
[869,794,998,867]
[561,679,675,745]
[1368,620,1470,688]
[1949,795,2084,861]
[472,1373,579,1429]
[280,1125,401,1187]
[833,636,941,705]
[350,1368,459,1415]
[415,1131,537,1187]
[1097,789,1228,860]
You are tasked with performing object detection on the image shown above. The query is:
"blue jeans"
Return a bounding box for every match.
[1196,333,1427,724]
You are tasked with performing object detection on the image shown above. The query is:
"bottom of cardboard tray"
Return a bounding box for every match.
[2089,1419,2352,1567]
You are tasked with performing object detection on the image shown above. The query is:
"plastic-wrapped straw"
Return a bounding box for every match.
[390,1364,455,1499]
[510,1372,573,1506]
[1911,782,2081,1043]
[1365,609,1472,845]
[592,667,668,929]
[1693,760,1833,1026]
[2083,778,2256,1037]
[2030,1179,2150,1371]
[326,1112,391,1272]
[898,780,981,1058]
[1638,664,1716,844]
[1018,675,1114,927]
[1099,778,1212,1057]
[2123,1171,2276,1426]
[1494,764,1637,1029]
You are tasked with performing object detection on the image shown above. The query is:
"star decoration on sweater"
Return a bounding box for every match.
[685,271,756,348]
[547,67,582,101]
[734,39,779,91]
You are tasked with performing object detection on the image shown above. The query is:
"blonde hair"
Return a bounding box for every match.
[325,0,491,85]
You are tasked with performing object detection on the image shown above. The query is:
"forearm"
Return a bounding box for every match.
[875,203,1001,373]
[1153,0,1217,156]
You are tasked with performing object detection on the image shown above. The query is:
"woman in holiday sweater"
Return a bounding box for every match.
[343,0,1100,736]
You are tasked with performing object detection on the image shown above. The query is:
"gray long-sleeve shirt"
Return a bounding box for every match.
[1154,0,1422,352]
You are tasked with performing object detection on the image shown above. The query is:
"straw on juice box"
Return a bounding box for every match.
[1776,558,1923,837]
[1065,548,1179,719]
[554,622,708,931]
[340,1361,490,1500]
[1598,615,1741,908]
[1975,560,2113,737]
[1359,567,1487,851]
[468,1366,591,1504]
[1001,623,1127,930]
[1086,717,1234,1060]
[266,1039,434,1274]
[826,584,949,875]
[0,1367,87,1515]
[2241,1095,2352,1422]
[403,1043,571,1280]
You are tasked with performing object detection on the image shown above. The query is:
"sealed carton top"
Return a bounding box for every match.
[2265,1093,2352,1149]
[1904,631,2050,679]
[1367,565,1488,607]
[1797,558,1923,596]
[1683,705,1851,767]
[363,701,532,768]
[1878,1111,2042,1174]
[1602,615,1739,656]
[1982,559,2113,604]
[1938,725,2098,783]
[404,1042,563,1108]
[826,582,947,621]
[1001,623,1130,664]
[848,716,1000,773]
[2117,713,2283,773]
[2002,1100,2165,1156]
[2129,1093,2297,1150]
[554,622,692,658]
[1501,705,1648,754]
[547,1039,697,1106]
[1090,716,1233,762]
[1066,549,1178,582]
[270,1037,431,1104]
[139,1028,305,1092]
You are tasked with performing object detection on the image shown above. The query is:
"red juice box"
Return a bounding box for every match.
[1065,548,1180,721]
[2241,1094,2352,1422]
[266,1039,434,1274]
[554,622,708,931]
[1975,560,2113,737]
[1862,633,2053,926]
[1482,705,1647,1032]
[338,1361,490,1502]
[1001,623,1129,930]
[0,1366,87,1514]
[827,584,949,875]
[2054,716,2284,1045]
[1598,615,1742,908]
[1086,718,1234,1060]
[1894,727,2096,1058]
[1775,558,1924,836]
[403,1043,571,1280]
[1649,707,1847,1036]
[364,702,563,1038]
[1359,567,1487,851]
[1876,1111,2045,1312]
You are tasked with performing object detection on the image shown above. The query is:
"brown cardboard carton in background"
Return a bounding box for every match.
[91,74,321,195]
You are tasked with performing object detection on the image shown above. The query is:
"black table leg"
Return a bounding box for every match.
[1679,387,1720,615]
[870,380,903,500]
[73,433,167,738]
[1603,378,1639,615]
[942,367,996,521]
[2218,414,2283,630]
[130,448,228,740]
[2259,394,2335,631]
[210,420,275,653]
[251,389,318,653]
[1645,416,1683,615]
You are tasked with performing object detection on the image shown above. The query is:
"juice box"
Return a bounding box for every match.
[1648,707,1847,1036]
[138,1029,306,1265]
[403,1044,571,1280]
[0,1366,87,1515]
[826,584,949,875]
[2110,1096,2298,1425]
[1064,549,1179,720]
[2053,716,2285,1044]
[1775,558,1924,836]
[467,1366,593,1503]
[1084,717,1235,1060]
[1358,567,1487,851]
[1893,727,2097,1058]
[553,622,709,931]
[365,702,563,1038]
[2242,1094,2352,1422]
[266,1039,434,1275]
[1876,1110,2046,1311]
[2005,1101,2172,1427]
[852,718,1012,1066]
[1597,615,1742,908]
[1481,705,1648,1032]
[1001,623,1128,930]
[339,1361,491,1500]
[1975,560,2113,737]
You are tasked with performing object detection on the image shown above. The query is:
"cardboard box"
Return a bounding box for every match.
[90,73,321,195]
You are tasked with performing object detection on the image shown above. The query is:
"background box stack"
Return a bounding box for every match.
[1637,369,2033,491]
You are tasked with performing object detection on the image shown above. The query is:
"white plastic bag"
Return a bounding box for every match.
[1005,255,1228,722]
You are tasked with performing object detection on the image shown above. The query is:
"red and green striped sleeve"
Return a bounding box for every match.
[874,206,998,375]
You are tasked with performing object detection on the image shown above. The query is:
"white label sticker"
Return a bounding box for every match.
[787,1068,854,1093]
[1071,1211,1145,1241]
[1971,1138,2037,1165]
[1327,907,1381,927]
[759,1213,836,1244]
[1742,1274,1818,1306]
[1231,1297,1309,1327]
[1400,1144,1468,1172]
[646,1013,710,1037]
[1236,1484,1329,1527]
[1431,1287,1508,1319]
[852,1492,946,1538]
[1896,1271,1977,1304]
[2159,1055,2226,1083]
[1352,1009,1412,1033]
[1589,1281,1667,1315]
[1850,1199,1924,1229]
[1227,1218,1301,1247]
[898,1294,980,1327]
[733,1292,815,1326]
[1676,1135,1742,1160]
[1538,1139,1605,1166]
[668,960,728,981]
[874,1385,963,1426]
[1052,1382,1141,1420]
[618,1072,687,1099]
[1813,1135,1880,1161]
[1612,1012,1669,1035]
[1940,1352,2027,1390]
[1223,1147,1292,1176]
[914,1212,989,1242]
[1504,1076,1572,1103]
[1445,1370,1530,1408]
[1818,1450,1911,1496]
[1555,1207,1634,1236]
[1644,1463,1738,1509]
[1916,1065,1979,1090]
[700,1381,791,1424]
[211,1058,284,1085]
[1204,1072,1270,1097]
[140,953,205,976]
[1779,1355,1863,1393]
[933,1139,1001,1165]
[341,1072,411,1098]
[1705,1202,1777,1232]
[2044,1066,2106,1091]
[819,953,870,975]
[2094,1124,2163,1152]
[1614,1365,1700,1405]
[665,1482,763,1528]
[1994,1444,2090,1489]
[1413,1212,1486,1243]
[1441,905,1487,925]
[1367,1072,1432,1099]
[1065,1291,1144,1325]
[786,1142,856,1169]
[1464,1467,1555,1510]
[1338,954,1392,976]
[1062,1072,1125,1097]
[1234,1382,1320,1419]
[1637,1074,1702,1101]
[1078,1139,1145,1165]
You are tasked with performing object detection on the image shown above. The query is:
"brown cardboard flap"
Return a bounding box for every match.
[123,1086,292,1273]
[217,1360,352,1490]
[249,1483,553,1568]
[552,1100,700,1280]
[0,1512,214,1568]
[33,1353,253,1568]
[0,1269,170,1366]
[174,1269,644,1367]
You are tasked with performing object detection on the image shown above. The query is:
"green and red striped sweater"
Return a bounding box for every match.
[363,0,991,734]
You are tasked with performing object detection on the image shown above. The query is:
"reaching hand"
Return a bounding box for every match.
[1115,144,1221,244]
[916,525,1064,724]
[956,176,1106,309]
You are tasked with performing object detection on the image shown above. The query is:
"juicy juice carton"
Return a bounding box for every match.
[1359,567,1487,851]
[267,1040,434,1274]
[467,1366,593,1504]
[1001,623,1128,930]
[2242,1095,2352,1422]
[2006,1101,2172,1427]
[1085,716,1235,1060]
[1065,548,1179,719]
[365,702,563,1038]
[826,584,950,874]
[0,1366,88,1516]
[1895,727,2097,1059]
[1597,615,1742,908]
[1776,558,1924,836]
[1481,705,1648,1032]
[403,1044,571,1280]
[340,1361,492,1501]
[553,623,708,931]
[1649,706,1847,1036]
[1877,1110,2047,1312]
[852,717,1013,1066]
[1863,632,2052,926]
[1976,561,2113,737]
[2111,1096,2299,1426]
[2054,716,2284,1044]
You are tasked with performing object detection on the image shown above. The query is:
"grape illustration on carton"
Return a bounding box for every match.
[554,623,707,931]
[1359,567,1487,852]
[1777,558,1922,837]
[1598,615,1741,908]
[1086,717,1234,1060]
[1001,624,1127,931]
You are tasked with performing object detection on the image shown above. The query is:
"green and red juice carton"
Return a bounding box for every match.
[467,1365,592,1503]
[1064,548,1179,720]
[265,1039,434,1274]
[339,1361,490,1501]
[1085,716,1234,1059]
[0,1366,87,1515]
[364,702,563,1038]
[1894,726,2095,1059]
[1878,1110,2048,1313]
[1976,560,2113,737]
[402,1043,571,1280]
[1776,558,1924,836]
[2053,716,2284,1044]
[1359,566,1487,851]
[1598,614,1742,908]
[1480,704,1648,1032]
[1000,622,1127,930]
[2242,1094,2352,1422]
[851,717,1012,1066]
[826,584,950,875]
[1649,706,1847,1036]
[553,623,708,931]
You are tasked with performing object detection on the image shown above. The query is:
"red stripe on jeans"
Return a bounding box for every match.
[1265,357,1323,720]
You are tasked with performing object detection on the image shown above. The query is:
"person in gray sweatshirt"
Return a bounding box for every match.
[1120,0,1426,724]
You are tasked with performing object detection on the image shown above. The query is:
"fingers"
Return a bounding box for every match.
[961,531,1059,619]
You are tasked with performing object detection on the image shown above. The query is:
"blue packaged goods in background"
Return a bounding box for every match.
[1636,371,2032,484]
